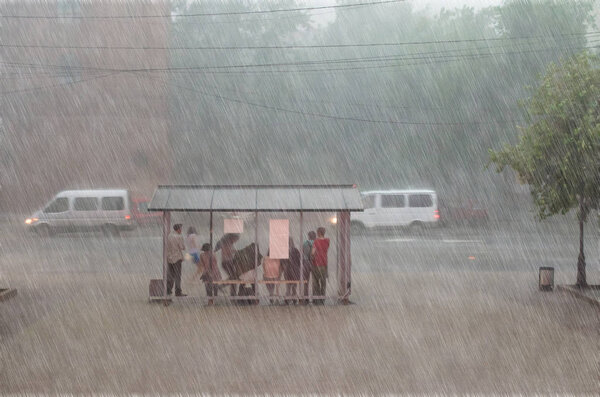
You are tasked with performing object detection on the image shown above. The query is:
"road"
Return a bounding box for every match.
[2,220,598,278]
[1,219,599,393]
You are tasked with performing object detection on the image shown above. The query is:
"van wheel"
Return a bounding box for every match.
[36,224,52,237]
[102,224,119,237]
[409,222,425,235]
[351,221,365,234]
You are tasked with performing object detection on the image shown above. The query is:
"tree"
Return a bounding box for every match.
[490,52,600,287]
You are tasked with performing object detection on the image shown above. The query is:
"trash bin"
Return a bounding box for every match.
[149,279,164,300]
[539,267,554,291]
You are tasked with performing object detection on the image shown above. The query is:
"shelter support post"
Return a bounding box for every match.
[162,211,171,302]
[337,211,351,304]
[209,211,213,248]
[254,211,258,302]
[299,211,303,301]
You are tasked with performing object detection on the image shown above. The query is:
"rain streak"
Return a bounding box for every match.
[1,0,599,394]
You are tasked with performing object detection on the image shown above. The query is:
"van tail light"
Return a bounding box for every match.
[434,210,440,219]
[125,215,131,220]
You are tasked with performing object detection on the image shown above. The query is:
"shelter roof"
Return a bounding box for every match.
[148,185,363,212]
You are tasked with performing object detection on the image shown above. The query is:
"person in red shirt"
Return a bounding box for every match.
[311,227,330,305]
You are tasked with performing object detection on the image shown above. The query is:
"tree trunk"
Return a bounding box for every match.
[576,196,587,288]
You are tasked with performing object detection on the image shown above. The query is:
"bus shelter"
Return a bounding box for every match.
[148,185,363,305]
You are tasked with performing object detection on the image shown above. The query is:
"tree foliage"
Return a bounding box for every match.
[490,52,600,219]
[490,52,600,286]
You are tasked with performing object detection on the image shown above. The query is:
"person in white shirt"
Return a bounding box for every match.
[167,223,187,296]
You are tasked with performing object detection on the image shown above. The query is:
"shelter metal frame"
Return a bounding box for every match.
[148,185,362,305]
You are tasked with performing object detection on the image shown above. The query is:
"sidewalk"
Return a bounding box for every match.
[558,284,600,308]
[1,271,598,394]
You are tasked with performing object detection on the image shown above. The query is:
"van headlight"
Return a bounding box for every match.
[25,217,38,225]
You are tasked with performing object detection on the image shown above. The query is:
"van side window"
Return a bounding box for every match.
[102,197,124,211]
[409,194,433,207]
[381,195,405,208]
[74,197,98,211]
[362,195,375,209]
[44,197,69,213]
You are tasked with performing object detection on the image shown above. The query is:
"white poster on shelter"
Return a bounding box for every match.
[224,219,243,234]
[269,219,289,259]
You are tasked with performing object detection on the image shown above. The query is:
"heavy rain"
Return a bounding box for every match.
[1,0,599,394]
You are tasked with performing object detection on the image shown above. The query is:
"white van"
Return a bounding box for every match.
[25,189,136,236]
[351,190,440,231]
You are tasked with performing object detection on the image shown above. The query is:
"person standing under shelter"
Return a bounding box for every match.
[200,243,221,305]
[311,227,329,305]
[215,233,239,296]
[186,226,201,283]
[301,231,316,304]
[167,223,187,297]
[282,237,301,304]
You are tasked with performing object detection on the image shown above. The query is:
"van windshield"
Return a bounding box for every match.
[44,197,69,213]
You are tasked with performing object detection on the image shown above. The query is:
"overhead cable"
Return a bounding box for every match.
[141,73,523,126]
[2,42,597,75]
[0,0,405,19]
[1,31,598,50]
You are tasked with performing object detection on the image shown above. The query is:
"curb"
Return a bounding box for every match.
[0,288,17,302]
[557,285,600,309]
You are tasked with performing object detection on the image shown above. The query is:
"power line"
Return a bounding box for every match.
[0,67,528,126]
[1,5,334,27]
[168,7,334,26]
[2,41,597,87]
[0,66,523,125]
[0,62,523,114]
[0,0,404,19]
[0,71,118,96]
[2,42,597,76]
[2,31,598,50]
[197,80,523,113]
[171,42,600,71]
[192,43,599,75]
[140,73,522,127]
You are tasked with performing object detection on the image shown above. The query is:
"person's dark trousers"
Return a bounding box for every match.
[285,283,297,304]
[312,266,327,304]
[205,282,218,297]
[222,260,237,296]
[167,260,183,295]
[237,283,255,296]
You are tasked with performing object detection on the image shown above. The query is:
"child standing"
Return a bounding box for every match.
[200,243,221,305]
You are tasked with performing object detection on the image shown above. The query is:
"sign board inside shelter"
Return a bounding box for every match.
[269,219,289,259]
[224,218,244,234]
